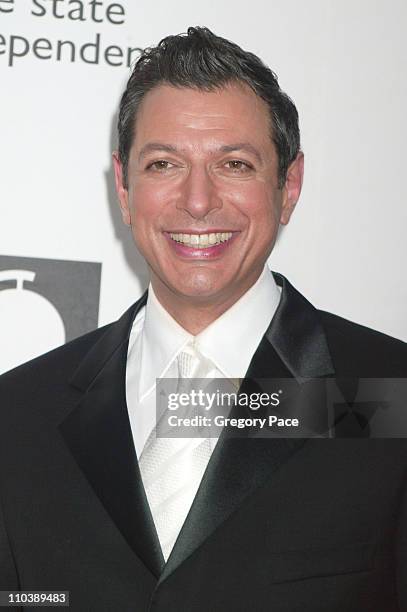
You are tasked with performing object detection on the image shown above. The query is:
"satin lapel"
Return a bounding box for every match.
[159,271,335,583]
[59,291,165,578]
[267,272,335,380]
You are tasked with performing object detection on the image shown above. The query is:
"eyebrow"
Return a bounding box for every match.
[138,143,178,161]
[218,143,263,163]
[138,142,263,163]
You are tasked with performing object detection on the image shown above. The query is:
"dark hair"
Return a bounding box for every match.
[118,26,300,189]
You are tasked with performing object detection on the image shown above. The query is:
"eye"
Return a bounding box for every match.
[146,160,174,171]
[224,160,254,172]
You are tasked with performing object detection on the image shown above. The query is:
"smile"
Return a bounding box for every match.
[169,232,233,248]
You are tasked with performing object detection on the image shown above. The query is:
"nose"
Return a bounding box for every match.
[177,165,222,219]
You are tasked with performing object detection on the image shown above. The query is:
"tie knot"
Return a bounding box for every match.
[177,350,194,378]
[177,343,209,379]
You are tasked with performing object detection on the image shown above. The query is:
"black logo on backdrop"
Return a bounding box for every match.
[0,254,101,373]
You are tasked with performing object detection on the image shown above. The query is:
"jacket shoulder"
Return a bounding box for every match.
[319,309,407,376]
[0,323,113,387]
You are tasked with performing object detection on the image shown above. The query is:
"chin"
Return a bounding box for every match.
[173,271,228,300]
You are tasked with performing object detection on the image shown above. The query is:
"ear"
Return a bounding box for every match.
[112,151,131,226]
[280,152,304,226]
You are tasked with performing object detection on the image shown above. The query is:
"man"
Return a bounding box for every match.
[0,26,406,611]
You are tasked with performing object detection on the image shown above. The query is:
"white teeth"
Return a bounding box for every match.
[169,232,233,247]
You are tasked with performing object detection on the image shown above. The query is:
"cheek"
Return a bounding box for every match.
[226,183,281,226]
[129,183,169,229]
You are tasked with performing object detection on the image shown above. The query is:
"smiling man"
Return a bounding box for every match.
[0,26,407,612]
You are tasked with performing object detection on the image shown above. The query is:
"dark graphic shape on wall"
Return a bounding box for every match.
[0,255,101,374]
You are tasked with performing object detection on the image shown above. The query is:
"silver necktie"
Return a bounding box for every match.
[139,344,212,561]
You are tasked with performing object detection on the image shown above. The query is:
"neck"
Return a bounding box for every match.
[150,269,264,335]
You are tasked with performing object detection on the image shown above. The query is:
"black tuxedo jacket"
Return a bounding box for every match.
[0,272,406,611]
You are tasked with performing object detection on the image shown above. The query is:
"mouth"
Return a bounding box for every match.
[169,231,233,247]
[164,230,239,258]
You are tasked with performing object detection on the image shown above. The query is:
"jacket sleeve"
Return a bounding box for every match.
[396,469,407,610]
[0,492,19,590]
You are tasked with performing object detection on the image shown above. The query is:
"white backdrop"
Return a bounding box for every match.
[1,0,406,373]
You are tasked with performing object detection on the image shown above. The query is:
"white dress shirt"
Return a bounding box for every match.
[125,264,282,557]
[126,264,282,459]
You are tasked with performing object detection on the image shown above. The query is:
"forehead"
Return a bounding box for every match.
[131,82,273,153]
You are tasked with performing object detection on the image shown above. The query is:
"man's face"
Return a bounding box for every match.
[114,82,303,307]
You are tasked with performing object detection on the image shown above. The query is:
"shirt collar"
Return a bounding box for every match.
[194,264,281,378]
[139,284,193,400]
[139,264,281,399]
